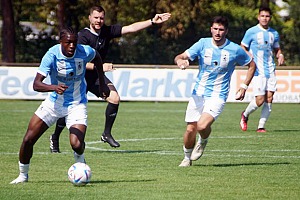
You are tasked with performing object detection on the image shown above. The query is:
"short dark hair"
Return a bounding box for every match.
[259,6,272,15]
[59,27,77,40]
[212,16,228,29]
[90,5,105,15]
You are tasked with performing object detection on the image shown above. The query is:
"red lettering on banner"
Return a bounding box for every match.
[236,70,300,93]
[291,71,300,92]
[276,71,289,92]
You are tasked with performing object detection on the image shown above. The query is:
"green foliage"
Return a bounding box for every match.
[1,0,300,65]
[0,100,299,199]
[279,0,300,64]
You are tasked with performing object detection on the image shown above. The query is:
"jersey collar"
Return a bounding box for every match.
[85,27,99,36]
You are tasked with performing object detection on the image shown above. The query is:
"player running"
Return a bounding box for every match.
[49,5,171,151]
[175,16,256,167]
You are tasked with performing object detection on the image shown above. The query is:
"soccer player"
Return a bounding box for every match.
[239,6,284,133]
[49,5,171,151]
[174,16,256,167]
[10,27,109,184]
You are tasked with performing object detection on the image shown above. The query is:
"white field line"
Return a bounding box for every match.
[86,135,265,145]
[84,146,300,158]
[2,136,300,158]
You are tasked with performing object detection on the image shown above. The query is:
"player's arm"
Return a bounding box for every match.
[86,62,114,72]
[275,48,284,66]
[240,44,253,58]
[121,13,171,35]
[33,73,68,95]
[92,52,110,98]
[235,60,256,100]
[174,51,190,70]
[243,59,256,87]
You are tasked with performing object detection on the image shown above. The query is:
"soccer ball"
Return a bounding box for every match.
[68,162,92,186]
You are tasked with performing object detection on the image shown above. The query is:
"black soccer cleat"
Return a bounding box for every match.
[50,135,61,153]
[101,133,120,148]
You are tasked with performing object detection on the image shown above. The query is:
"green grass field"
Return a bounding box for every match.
[0,100,299,200]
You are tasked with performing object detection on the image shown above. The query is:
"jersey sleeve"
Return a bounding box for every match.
[236,46,252,66]
[186,38,203,61]
[78,30,90,45]
[241,29,252,48]
[110,24,122,38]
[37,49,55,77]
[83,45,96,62]
[273,30,280,49]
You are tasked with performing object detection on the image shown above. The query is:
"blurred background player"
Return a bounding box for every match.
[239,6,284,133]
[174,16,256,167]
[49,5,171,151]
[10,27,109,184]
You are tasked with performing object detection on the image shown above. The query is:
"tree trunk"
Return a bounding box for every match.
[260,0,269,7]
[57,0,66,30]
[1,0,16,62]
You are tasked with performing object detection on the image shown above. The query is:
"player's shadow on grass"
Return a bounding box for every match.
[196,162,291,167]
[91,149,161,154]
[90,179,156,185]
[272,129,300,132]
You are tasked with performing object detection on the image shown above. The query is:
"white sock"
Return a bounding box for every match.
[198,136,208,144]
[74,152,85,163]
[183,146,193,160]
[258,103,272,129]
[244,99,259,117]
[19,161,29,179]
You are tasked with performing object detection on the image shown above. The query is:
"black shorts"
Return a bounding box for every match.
[86,75,112,98]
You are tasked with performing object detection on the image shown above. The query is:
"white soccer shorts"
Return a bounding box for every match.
[185,95,225,122]
[35,99,87,129]
[252,75,277,96]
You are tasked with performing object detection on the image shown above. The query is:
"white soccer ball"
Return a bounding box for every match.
[68,162,92,186]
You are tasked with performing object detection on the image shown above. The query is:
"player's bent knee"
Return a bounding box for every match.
[71,142,85,154]
[197,124,209,132]
[107,91,120,104]
[69,126,85,153]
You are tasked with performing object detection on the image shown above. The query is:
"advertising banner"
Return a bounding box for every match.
[0,67,299,103]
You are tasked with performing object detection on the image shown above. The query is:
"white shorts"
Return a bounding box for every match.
[35,99,87,129]
[185,95,226,122]
[252,76,277,96]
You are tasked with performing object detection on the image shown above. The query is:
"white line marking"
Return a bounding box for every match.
[2,150,300,159]
[2,137,299,159]
[84,147,300,158]
[85,136,265,145]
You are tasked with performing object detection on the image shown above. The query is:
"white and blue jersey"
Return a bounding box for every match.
[241,24,280,78]
[37,44,96,107]
[186,38,251,101]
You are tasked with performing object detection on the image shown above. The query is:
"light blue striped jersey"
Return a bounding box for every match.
[241,24,280,78]
[187,38,251,101]
[37,44,96,107]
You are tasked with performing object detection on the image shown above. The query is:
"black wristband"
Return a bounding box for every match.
[151,18,155,25]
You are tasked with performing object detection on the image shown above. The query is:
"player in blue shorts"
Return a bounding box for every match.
[10,27,109,184]
[174,16,256,167]
[239,6,284,133]
[49,5,171,150]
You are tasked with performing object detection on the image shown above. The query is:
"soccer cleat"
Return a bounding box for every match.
[240,111,248,131]
[101,133,120,148]
[179,159,192,167]
[256,128,267,133]
[10,174,28,184]
[50,135,60,153]
[190,140,208,161]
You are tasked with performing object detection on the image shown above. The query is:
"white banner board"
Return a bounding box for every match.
[0,67,299,103]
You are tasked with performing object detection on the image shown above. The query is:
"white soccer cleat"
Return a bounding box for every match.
[10,174,28,184]
[190,140,208,161]
[179,159,192,167]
